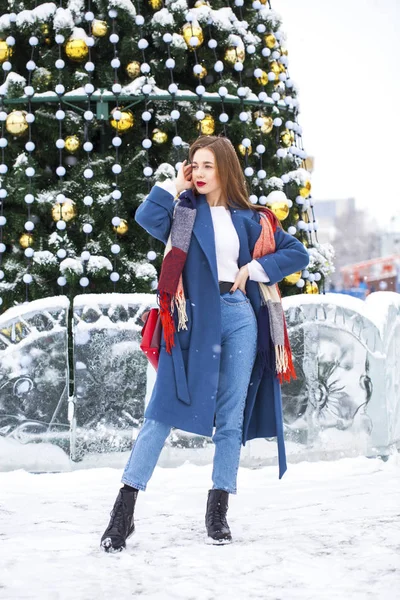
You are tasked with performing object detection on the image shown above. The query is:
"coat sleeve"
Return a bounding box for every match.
[134,182,176,244]
[255,228,310,285]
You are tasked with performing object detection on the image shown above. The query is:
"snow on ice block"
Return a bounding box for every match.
[0,296,70,470]
[281,292,400,461]
[71,293,157,461]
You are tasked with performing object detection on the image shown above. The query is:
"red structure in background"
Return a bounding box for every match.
[341,255,400,294]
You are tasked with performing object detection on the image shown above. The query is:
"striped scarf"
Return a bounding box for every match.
[157,189,296,384]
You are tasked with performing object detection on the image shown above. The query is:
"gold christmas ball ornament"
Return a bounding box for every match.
[51,200,77,222]
[269,201,290,221]
[262,116,274,133]
[92,19,108,37]
[284,271,301,285]
[299,186,310,198]
[238,143,252,156]
[224,47,237,66]
[305,281,319,294]
[149,0,163,8]
[194,0,210,6]
[265,34,277,49]
[305,180,312,191]
[126,61,141,79]
[256,70,268,86]
[0,40,13,64]
[280,129,292,148]
[182,22,204,50]
[195,65,207,79]
[198,114,215,135]
[113,219,129,235]
[270,61,281,75]
[224,46,245,66]
[152,128,168,144]
[5,110,29,136]
[110,108,134,132]
[280,47,289,56]
[65,135,80,153]
[19,233,33,249]
[65,37,89,62]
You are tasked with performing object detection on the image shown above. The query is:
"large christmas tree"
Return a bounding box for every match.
[0,0,333,313]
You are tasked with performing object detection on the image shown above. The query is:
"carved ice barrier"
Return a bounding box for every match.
[0,291,398,472]
[71,293,156,460]
[281,292,400,460]
[363,292,400,451]
[0,297,70,461]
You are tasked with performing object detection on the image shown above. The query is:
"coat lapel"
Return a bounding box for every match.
[229,207,262,267]
[192,194,219,283]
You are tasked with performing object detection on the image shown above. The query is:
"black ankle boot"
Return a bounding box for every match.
[205,489,232,544]
[100,487,138,552]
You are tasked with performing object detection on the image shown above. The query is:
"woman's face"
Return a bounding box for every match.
[191,148,221,195]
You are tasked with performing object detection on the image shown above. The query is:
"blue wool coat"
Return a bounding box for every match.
[135,185,309,478]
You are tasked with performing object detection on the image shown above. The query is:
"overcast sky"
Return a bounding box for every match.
[275,0,400,227]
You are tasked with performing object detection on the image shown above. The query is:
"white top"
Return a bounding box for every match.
[154,181,269,283]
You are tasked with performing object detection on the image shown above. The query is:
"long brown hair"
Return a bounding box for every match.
[188,135,266,213]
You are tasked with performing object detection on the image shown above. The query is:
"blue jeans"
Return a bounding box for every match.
[121,289,257,494]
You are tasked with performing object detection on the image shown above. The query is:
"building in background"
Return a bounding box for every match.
[380,213,400,257]
[315,197,356,245]
[314,197,381,289]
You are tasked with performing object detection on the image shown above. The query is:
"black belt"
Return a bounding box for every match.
[219,281,234,294]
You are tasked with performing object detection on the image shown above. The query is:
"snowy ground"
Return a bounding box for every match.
[0,456,399,600]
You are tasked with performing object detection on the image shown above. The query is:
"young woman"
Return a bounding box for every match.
[101,135,309,551]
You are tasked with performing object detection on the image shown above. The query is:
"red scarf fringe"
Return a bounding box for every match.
[158,290,175,354]
[278,323,297,384]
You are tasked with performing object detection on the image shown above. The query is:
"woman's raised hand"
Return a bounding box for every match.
[176,160,193,195]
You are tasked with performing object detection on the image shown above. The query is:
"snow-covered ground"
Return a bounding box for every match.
[0,456,399,600]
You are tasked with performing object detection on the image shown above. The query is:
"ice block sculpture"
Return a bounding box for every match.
[363,292,400,453]
[281,292,400,459]
[0,297,70,454]
[71,293,156,460]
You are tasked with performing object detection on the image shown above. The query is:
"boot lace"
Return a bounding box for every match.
[208,499,228,529]
[109,497,128,532]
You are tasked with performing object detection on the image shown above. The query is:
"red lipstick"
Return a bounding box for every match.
[196,182,206,187]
